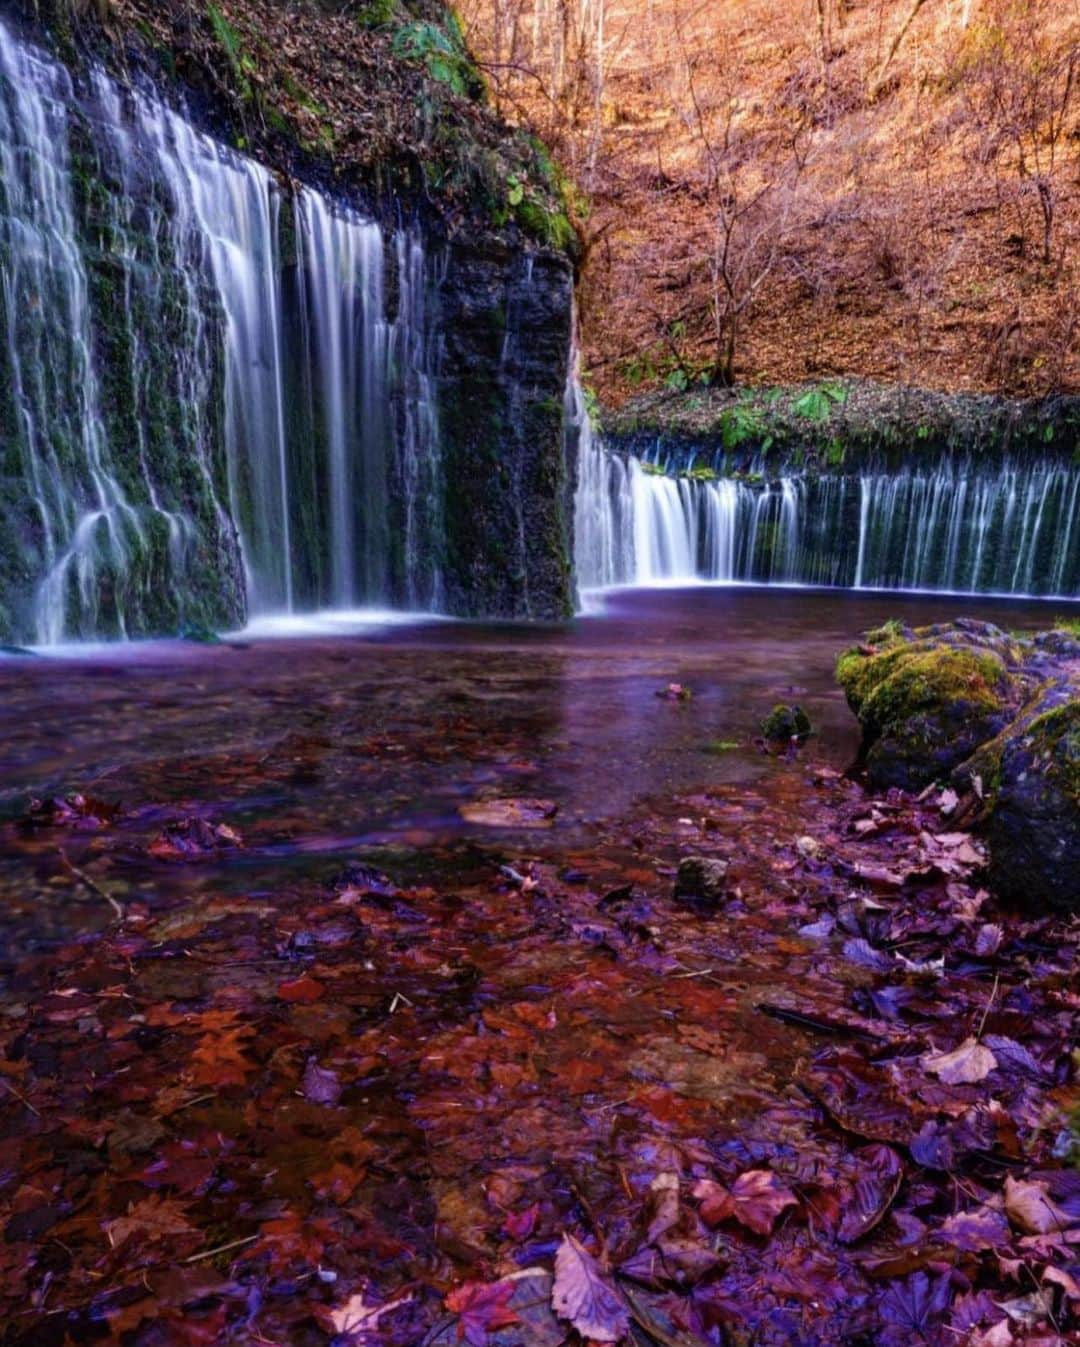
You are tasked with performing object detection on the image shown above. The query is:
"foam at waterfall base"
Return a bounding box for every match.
[233,609,449,640]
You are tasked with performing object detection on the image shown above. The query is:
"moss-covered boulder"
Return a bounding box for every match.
[760,703,812,742]
[836,621,1020,790]
[983,695,1080,912]
[838,619,1080,912]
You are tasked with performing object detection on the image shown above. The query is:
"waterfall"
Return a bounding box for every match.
[0,18,444,643]
[0,25,238,644]
[575,429,1080,598]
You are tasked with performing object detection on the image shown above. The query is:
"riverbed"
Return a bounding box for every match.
[0,587,1075,1345]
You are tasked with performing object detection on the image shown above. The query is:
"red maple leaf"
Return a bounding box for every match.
[445,1279,520,1346]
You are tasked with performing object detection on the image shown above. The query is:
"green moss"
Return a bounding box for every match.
[866,619,907,646]
[513,196,575,250]
[861,647,1008,737]
[1054,616,1080,638]
[704,739,740,754]
[761,704,812,741]
[1024,702,1080,803]
[354,0,398,27]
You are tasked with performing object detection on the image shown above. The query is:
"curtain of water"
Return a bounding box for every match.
[576,424,1080,597]
[0,25,222,643]
[0,19,444,642]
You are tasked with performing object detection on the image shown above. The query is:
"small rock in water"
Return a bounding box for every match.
[459,797,558,828]
[674,855,731,903]
[760,704,813,742]
[656,682,692,701]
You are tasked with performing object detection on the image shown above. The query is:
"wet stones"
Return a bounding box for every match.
[674,856,731,904]
[760,703,812,744]
[984,696,1080,913]
[836,621,1020,791]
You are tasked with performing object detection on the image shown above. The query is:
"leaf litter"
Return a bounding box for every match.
[0,715,1077,1346]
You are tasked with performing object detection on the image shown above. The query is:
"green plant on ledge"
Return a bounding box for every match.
[792,381,848,423]
[207,3,257,107]
[391,18,483,100]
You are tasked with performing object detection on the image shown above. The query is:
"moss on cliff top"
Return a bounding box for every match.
[19,0,577,254]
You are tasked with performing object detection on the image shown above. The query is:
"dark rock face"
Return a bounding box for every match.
[0,16,578,640]
[435,240,576,621]
[837,620,1080,912]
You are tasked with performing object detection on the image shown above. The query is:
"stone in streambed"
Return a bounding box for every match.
[674,856,731,903]
[760,704,812,742]
[837,619,1080,912]
[980,696,1080,912]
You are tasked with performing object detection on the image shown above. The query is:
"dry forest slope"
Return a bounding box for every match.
[459,0,1080,401]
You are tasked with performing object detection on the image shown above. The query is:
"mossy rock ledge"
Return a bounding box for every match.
[837,619,1080,912]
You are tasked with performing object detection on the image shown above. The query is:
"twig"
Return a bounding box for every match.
[58,849,124,920]
[182,1234,258,1265]
[0,1077,40,1117]
[155,1092,217,1119]
[975,973,1000,1040]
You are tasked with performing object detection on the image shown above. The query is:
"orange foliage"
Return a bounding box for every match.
[459,0,1080,399]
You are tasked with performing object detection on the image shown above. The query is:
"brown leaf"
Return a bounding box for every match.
[277,975,326,1003]
[922,1036,997,1084]
[552,1233,629,1343]
[937,1206,1011,1251]
[324,1290,412,1338]
[1004,1175,1072,1235]
[104,1195,197,1248]
[302,1058,342,1106]
[459,797,558,828]
[837,1144,902,1244]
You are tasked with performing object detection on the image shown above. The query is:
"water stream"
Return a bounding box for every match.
[1,14,1077,648]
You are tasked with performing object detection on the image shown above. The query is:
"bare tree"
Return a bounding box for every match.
[955,0,1078,264]
[672,2,814,386]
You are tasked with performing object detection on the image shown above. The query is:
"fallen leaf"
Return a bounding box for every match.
[552,1233,628,1343]
[277,975,326,1003]
[694,1169,797,1236]
[922,1036,997,1084]
[1004,1175,1072,1235]
[104,1196,197,1248]
[837,1145,902,1244]
[458,798,558,828]
[445,1279,520,1347]
[302,1058,342,1106]
[326,1290,412,1338]
[937,1206,1011,1252]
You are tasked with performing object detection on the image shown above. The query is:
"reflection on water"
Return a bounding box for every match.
[1,588,1069,841]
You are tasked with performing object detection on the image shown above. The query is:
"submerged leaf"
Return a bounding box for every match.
[552,1233,628,1343]
[693,1170,797,1236]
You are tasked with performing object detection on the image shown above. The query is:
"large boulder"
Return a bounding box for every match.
[837,620,1080,912]
[836,620,1021,791]
[978,692,1080,912]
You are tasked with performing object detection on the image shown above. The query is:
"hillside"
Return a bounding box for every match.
[458,0,1080,401]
